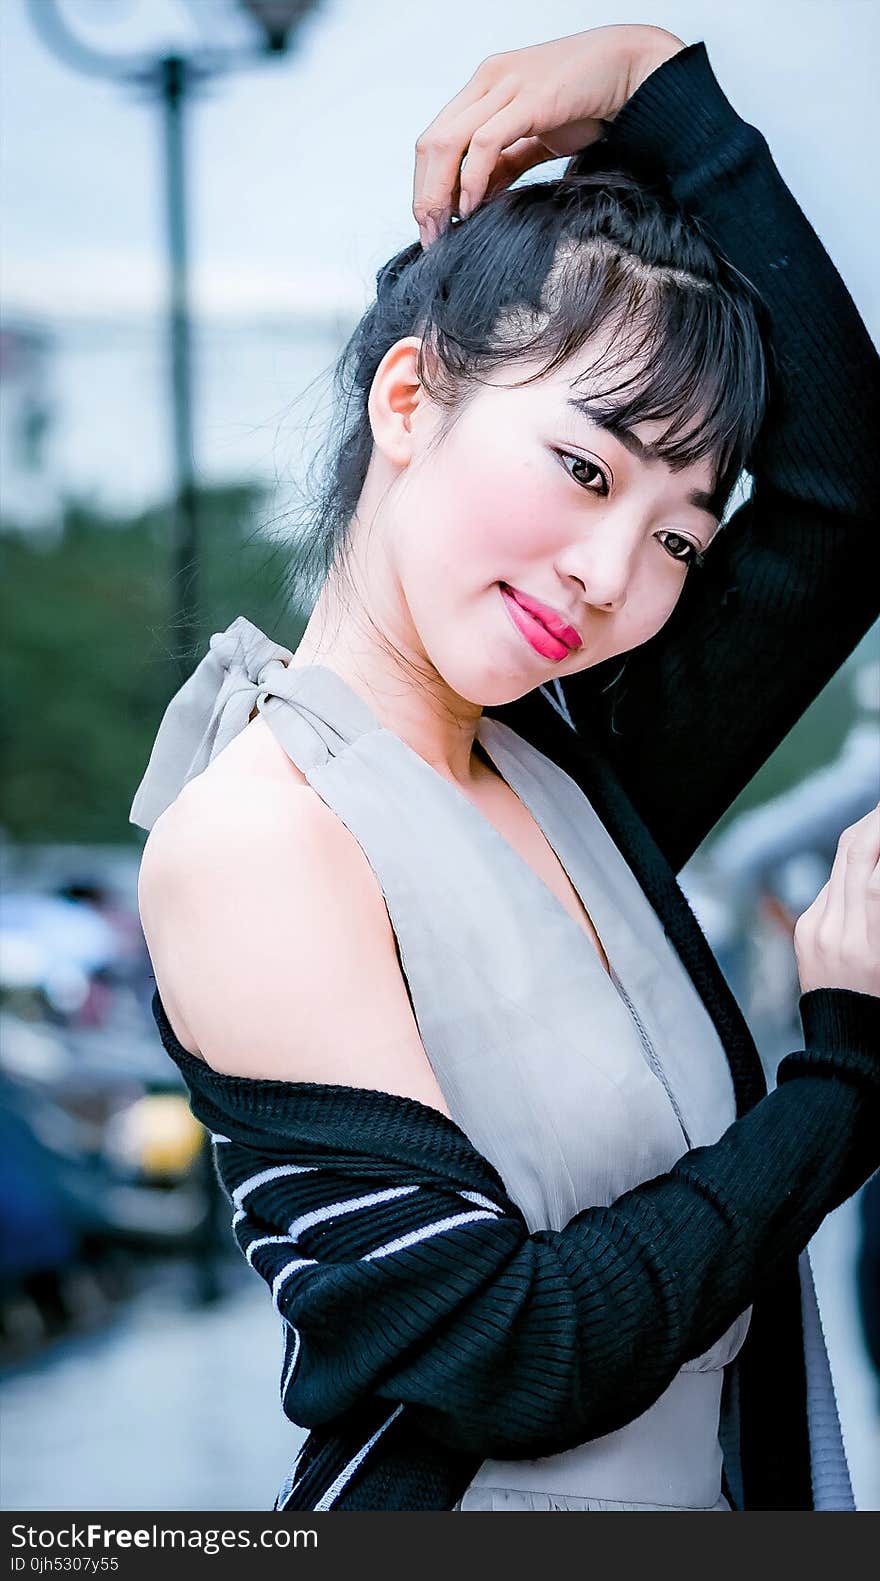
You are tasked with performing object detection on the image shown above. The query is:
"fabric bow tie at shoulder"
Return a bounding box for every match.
[128,615,295,832]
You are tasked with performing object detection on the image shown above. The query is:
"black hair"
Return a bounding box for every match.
[281,140,770,612]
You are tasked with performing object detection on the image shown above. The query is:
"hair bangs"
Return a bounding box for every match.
[459,223,769,513]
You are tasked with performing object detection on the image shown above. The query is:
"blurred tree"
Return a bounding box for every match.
[0,485,306,842]
[706,625,878,845]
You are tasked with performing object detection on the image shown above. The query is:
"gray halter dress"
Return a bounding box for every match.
[129,615,855,1512]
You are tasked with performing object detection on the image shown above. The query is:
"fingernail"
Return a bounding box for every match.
[459,193,471,218]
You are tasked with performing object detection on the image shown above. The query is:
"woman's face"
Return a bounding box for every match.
[367,335,722,710]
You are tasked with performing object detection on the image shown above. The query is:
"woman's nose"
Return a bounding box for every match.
[560,535,634,613]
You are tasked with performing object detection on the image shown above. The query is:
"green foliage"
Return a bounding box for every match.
[0,486,307,843]
[706,625,877,846]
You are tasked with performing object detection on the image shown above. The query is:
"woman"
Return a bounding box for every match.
[130,27,880,1510]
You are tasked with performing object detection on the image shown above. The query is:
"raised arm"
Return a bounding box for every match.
[561,40,880,871]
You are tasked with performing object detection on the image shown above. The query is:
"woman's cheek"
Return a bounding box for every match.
[449,467,565,566]
[625,582,686,653]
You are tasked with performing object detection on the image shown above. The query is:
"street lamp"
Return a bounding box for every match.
[241,2,320,52]
[26,0,324,679]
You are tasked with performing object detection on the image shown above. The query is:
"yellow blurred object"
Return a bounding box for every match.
[109,1095,205,1178]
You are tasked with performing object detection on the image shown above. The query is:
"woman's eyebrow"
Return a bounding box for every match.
[565,398,721,524]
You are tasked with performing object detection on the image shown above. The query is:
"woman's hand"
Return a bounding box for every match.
[794,804,880,997]
[412,23,686,247]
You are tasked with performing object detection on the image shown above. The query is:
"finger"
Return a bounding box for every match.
[843,803,880,946]
[824,804,879,940]
[480,136,561,201]
[413,79,514,240]
[473,128,609,222]
[849,799,880,848]
[805,875,830,928]
[822,827,851,941]
[846,801,880,857]
[456,99,543,219]
[425,137,560,251]
[870,844,880,957]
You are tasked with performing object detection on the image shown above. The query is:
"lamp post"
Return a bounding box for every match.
[26,0,323,679]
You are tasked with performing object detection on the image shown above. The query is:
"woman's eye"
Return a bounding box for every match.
[556,450,705,571]
[659,532,705,569]
[557,450,609,495]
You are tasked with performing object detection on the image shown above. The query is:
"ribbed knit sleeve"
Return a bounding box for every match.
[561,40,880,875]
[166,980,880,1466]
[784,986,880,1099]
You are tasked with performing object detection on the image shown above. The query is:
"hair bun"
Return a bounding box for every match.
[375,239,424,297]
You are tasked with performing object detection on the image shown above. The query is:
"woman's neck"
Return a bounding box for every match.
[290,587,486,789]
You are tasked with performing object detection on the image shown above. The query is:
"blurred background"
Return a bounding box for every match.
[1,0,878,1514]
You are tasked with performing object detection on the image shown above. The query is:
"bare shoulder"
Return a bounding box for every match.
[136,719,311,1043]
[136,720,451,1117]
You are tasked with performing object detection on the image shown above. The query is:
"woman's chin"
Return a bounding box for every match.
[427,659,529,712]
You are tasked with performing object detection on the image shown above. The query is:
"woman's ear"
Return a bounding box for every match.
[367,336,429,468]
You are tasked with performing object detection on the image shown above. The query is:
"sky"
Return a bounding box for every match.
[2,0,879,511]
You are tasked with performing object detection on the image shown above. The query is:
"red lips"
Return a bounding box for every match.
[500,584,583,650]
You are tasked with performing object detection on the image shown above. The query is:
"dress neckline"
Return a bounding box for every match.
[265,661,619,985]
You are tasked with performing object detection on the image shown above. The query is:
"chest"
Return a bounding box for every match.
[469,739,612,977]
[271,705,741,1229]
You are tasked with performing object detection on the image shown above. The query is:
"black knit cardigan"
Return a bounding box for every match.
[150,39,880,1510]
[154,977,880,1511]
